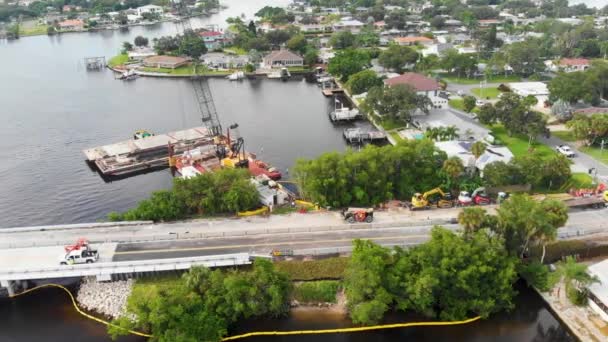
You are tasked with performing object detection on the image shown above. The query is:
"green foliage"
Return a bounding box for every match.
[293,281,341,303]
[327,49,370,82]
[255,6,294,24]
[111,260,291,341]
[378,45,419,73]
[134,35,148,47]
[275,257,348,281]
[286,34,308,54]
[518,261,554,291]
[556,256,598,306]
[566,113,608,146]
[365,84,432,123]
[458,207,489,237]
[345,69,382,95]
[329,30,356,49]
[549,72,594,104]
[179,32,208,60]
[495,194,567,258]
[108,168,259,221]
[294,140,446,208]
[471,141,487,159]
[440,49,477,79]
[462,95,476,113]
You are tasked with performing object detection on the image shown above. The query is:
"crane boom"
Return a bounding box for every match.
[192,76,222,136]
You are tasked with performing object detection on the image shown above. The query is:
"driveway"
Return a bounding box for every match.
[541,135,608,183]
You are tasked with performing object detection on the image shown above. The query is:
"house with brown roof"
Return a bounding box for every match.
[262,48,304,68]
[393,36,434,46]
[143,55,190,69]
[58,19,84,31]
[559,58,590,73]
[384,72,447,108]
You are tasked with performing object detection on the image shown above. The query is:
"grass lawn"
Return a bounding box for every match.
[379,117,408,131]
[223,47,247,55]
[552,130,577,142]
[275,257,348,281]
[448,98,466,111]
[490,125,556,159]
[558,173,595,192]
[140,65,233,76]
[439,73,521,85]
[20,24,48,36]
[471,87,500,99]
[108,54,129,67]
[293,280,341,303]
[580,146,608,165]
[389,131,403,142]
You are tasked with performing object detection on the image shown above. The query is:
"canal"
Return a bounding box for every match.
[0,283,574,342]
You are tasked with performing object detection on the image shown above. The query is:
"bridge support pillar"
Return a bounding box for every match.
[0,279,15,296]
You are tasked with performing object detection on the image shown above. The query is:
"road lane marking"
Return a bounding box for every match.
[114,234,430,255]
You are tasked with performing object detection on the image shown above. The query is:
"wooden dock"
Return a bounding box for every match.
[83,126,215,177]
[322,88,344,97]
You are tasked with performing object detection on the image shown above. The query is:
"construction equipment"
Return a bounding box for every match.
[458,187,492,206]
[60,239,98,265]
[407,188,454,210]
[342,207,374,223]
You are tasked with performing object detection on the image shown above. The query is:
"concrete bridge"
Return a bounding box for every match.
[0,253,254,296]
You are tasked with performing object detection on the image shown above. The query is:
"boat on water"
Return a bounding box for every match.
[248,158,282,180]
[267,67,291,81]
[118,69,138,81]
[227,71,245,81]
[133,130,154,140]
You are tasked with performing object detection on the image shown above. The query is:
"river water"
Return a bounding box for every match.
[0,0,577,340]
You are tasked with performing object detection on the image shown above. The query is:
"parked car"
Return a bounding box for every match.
[556,145,575,158]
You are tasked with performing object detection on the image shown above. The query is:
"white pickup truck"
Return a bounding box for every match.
[59,248,99,265]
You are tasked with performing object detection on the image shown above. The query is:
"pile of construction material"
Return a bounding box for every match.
[76,277,133,319]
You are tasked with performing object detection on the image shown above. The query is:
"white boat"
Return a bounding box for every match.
[119,69,138,81]
[330,108,361,121]
[226,71,245,81]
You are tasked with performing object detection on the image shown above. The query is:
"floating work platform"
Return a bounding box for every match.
[343,128,387,144]
[83,127,214,177]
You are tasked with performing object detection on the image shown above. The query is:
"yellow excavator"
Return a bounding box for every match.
[408,188,454,210]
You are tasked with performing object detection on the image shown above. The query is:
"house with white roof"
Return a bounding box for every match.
[506,82,549,109]
[332,18,364,33]
[136,4,163,16]
[434,141,514,173]
[587,259,608,322]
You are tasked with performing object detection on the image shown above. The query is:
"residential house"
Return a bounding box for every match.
[437,33,470,45]
[435,141,513,172]
[297,23,328,33]
[62,5,81,12]
[128,47,157,61]
[201,52,249,69]
[262,48,304,68]
[478,19,502,27]
[558,58,591,73]
[143,55,190,69]
[421,43,453,57]
[373,21,386,30]
[136,4,163,16]
[587,259,608,322]
[332,18,364,33]
[557,17,583,26]
[198,31,229,50]
[58,19,84,31]
[384,72,446,108]
[393,36,434,46]
[506,82,549,109]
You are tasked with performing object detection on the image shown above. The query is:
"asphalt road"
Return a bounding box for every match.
[112,226,443,261]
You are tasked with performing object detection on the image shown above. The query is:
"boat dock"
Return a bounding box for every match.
[83,126,215,177]
[330,108,361,122]
[343,128,387,144]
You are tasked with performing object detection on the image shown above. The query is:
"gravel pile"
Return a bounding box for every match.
[76,277,133,319]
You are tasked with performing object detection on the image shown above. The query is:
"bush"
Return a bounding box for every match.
[293,280,341,303]
[275,257,349,280]
[518,261,552,291]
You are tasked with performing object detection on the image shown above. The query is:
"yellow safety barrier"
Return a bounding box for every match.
[221,316,482,341]
[8,283,481,341]
[295,200,319,210]
[8,283,152,338]
[237,206,269,217]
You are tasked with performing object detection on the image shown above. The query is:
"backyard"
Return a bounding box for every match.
[438,73,521,85]
[490,125,555,159]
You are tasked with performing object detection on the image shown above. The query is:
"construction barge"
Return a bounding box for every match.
[83,127,214,177]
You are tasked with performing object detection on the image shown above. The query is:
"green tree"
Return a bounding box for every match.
[462,95,476,113]
[566,113,608,146]
[556,256,598,305]
[476,103,498,125]
[134,35,149,47]
[482,161,523,187]
[179,32,208,60]
[441,49,477,78]
[495,194,567,259]
[327,49,371,82]
[458,207,488,237]
[344,239,393,324]
[442,156,464,187]
[471,141,487,159]
[548,72,592,104]
[365,84,432,123]
[346,69,382,95]
[303,48,319,66]
[286,34,308,54]
[390,227,517,320]
[329,30,356,49]
[378,45,419,73]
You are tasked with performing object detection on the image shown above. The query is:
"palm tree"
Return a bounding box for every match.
[458,207,487,237]
[471,141,487,159]
[442,125,459,141]
[425,127,440,141]
[442,156,464,188]
[557,256,598,305]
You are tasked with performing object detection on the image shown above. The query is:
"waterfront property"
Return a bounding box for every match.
[58,19,84,31]
[393,36,434,46]
[262,48,304,68]
[198,30,231,50]
[127,47,157,61]
[143,55,190,69]
[384,72,447,108]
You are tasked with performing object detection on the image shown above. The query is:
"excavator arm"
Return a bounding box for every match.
[422,188,446,200]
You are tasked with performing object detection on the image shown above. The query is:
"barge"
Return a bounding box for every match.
[83,127,214,177]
